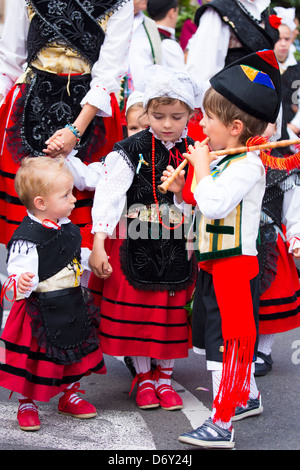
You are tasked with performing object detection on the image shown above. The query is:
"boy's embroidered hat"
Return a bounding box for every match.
[143,65,203,110]
[210,50,282,123]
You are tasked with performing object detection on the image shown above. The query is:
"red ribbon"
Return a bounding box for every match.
[42,219,61,230]
[288,237,300,250]
[0,274,17,306]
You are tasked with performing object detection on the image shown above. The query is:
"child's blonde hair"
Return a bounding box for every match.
[203,87,268,145]
[15,156,73,212]
[126,101,144,118]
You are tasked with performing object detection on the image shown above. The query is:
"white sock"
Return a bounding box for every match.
[211,370,232,429]
[256,334,275,363]
[249,372,259,400]
[17,393,29,401]
[211,369,259,428]
[59,382,77,398]
[155,359,175,388]
[132,356,152,386]
[17,394,37,412]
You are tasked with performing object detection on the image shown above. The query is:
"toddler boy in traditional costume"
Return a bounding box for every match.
[165,49,282,448]
[0,157,106,432]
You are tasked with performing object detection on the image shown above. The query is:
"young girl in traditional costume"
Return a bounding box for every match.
[65,65,202,411]
[255,122,300,376]
[164,50,282,448]
[0,0,133,245]
[0,157,106,431]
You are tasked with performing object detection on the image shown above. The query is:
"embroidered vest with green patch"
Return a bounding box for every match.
[194,153,247,262]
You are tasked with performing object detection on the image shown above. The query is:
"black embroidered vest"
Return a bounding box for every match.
[114,129,194,208]
[7,216,81,282]
[195,0,279,65]
[113,129,197,291]
[7,216,100,364]
[9,0,128,160]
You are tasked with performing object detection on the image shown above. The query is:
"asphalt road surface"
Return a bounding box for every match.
[0,247,299,454]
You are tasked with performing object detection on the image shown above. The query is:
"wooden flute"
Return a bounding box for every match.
[157,138,300,194]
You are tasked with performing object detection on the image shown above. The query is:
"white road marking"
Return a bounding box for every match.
[172,380,211,428]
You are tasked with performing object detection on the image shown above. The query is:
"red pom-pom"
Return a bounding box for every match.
[269,14,282,29]
[246,136,269,147]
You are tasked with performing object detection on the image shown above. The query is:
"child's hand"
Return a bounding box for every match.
[43,127,77,157]
[183,140,216,183]
[293,247,300,259]
[161,165,185,195]
[88,238,112,279]
[18,272,35,294]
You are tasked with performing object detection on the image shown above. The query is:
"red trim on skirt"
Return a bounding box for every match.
[0,300,106,402]
[88,230,194,359]
[259,235,300,334]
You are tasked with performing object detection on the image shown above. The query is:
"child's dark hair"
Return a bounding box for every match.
[145,96,194,116]
[147,0,179,21]
[203,87,268,145]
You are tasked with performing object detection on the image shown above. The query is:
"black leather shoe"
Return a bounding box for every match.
[254,352,273,376]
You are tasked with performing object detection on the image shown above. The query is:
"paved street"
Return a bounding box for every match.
[0,328,299,452]
[0,247,300,453]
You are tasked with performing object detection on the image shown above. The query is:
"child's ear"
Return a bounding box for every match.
[231,119,244,136]
[33,196,46,211]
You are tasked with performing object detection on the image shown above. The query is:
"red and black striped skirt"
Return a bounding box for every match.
[88,234,194,360]
[259,235,300,334]
[0,299,106,402]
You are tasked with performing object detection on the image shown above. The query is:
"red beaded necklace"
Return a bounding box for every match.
[151,133,188,230]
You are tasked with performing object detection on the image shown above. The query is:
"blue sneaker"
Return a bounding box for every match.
[178,418,235,449]
[232,394,263,422]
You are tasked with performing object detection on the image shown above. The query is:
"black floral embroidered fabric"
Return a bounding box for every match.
[115,130,197,291]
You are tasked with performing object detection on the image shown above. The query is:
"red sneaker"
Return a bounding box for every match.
[17,399,41,431]
[156,384,183,410]
[154,367,183,410]
[58,383,97,419]
[129,371,160,410]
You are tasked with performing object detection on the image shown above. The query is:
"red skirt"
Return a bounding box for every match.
[259,235,300,334]
[88,229,194,360]
[0,84,123,246]
[0,300,106,402]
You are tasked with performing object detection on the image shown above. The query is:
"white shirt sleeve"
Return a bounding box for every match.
[281,180,300,252]
[81,0,134,116]
[193,153,264,220]
[0,0,29,96]
[80,247,91,271]
[161,39,185,71]
[65,152,105,191]
[92,151,134,235]
[128,13,155,93]
[185,9,230,93]
[0,0,134,115]
[7,241,39,297]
